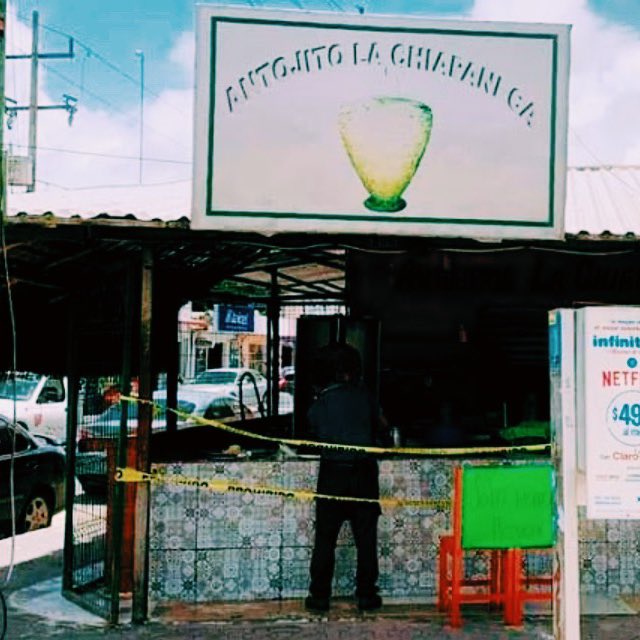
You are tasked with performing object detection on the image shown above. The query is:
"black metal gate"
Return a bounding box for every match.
[62,375,126,623]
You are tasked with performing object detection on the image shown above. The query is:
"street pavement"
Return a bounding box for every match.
[0,519,639,639]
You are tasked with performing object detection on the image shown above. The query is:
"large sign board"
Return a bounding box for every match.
[578,306,640,519]
[193,7,570,239]
[462,464,556,549]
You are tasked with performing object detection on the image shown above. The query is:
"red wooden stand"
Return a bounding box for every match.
[437,466,552,628]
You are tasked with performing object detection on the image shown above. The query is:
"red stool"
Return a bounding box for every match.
[437,466,553,628]
[438,467,508,627]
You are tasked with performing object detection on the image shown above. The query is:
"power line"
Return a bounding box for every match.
[570,128,640,198]
[8,53,191,154]
[17,11,189,119]
[34,177,191,191]
[8,142,191,164]
[40,60,121,114]
[39,60,191,151]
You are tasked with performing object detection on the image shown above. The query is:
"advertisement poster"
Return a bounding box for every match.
[192,7,570,239]
[218,304,255,333]
[579,306,640,520]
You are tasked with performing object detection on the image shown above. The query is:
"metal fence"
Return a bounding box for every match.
[64,375,123,621]
[64,301,344,622]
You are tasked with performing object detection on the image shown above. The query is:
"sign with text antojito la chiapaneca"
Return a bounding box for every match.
[579,307,640,519]
[192,7,569,240]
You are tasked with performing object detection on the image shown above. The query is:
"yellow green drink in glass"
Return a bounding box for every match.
[338,97,433,213]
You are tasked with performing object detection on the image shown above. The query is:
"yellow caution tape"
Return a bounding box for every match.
[115,466,450,510]
[121,395,550,457]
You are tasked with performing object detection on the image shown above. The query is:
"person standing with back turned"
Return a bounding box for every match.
[304,342,389,613]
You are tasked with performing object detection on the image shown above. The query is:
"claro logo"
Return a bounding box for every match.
[613,451,640,460]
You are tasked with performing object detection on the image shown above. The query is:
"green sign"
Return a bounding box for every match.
[461,464,556,550]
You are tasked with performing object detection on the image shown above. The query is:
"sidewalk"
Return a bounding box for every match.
[5,573,637,640]
[0,524,637,640]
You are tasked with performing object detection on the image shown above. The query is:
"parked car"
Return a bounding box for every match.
[277,391,294,415]
[191,368,267,410]
[0,372,70,443]
[75,388,254,495]
[0,415,65,534]
[279,366,295,394]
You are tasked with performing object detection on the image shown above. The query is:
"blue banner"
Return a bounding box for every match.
[218,304,254,332]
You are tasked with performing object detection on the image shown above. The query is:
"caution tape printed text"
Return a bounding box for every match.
[115,466,450,509]
[121,395,549,457]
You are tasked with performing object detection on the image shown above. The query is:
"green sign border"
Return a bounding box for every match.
[206,16,558,228]
[461,464,556,550]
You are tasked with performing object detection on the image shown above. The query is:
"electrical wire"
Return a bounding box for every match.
[39,61,191,152]
[221,238,640,258]
[5,31,192,153]
[9,143,191,165]
[35,176,191,190]
[0,153,19,589]
[19,13,189,120]
[571,129,640,198]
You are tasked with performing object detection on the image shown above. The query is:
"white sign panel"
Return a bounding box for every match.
[579,306,640,519]
[192,7,569,239]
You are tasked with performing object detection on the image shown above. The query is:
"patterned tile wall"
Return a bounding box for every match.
[148,459,637,604]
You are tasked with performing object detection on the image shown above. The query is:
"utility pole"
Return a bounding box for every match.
[135,49,144,184]
[5,10,76,192]
[27,10,38,193]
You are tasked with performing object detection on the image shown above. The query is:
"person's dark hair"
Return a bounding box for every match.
[313,342,362,387]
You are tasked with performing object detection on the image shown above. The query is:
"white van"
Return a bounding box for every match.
[0,372,69,443]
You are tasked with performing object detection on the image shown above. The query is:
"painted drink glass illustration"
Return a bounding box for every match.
[338,97,433,212]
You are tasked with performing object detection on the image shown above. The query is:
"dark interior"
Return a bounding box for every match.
[3,218,640,451]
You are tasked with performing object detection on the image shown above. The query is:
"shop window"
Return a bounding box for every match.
[249,344,265,373]
[207,344,223,369]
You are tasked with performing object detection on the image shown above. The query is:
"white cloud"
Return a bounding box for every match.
[169,30,196,85]
[5,7,194,192]
[5,0,639,197]
[470,0,640,165]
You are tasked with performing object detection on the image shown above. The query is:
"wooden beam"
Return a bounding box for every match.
[110,260,135,623]
[62,303,79,595]
[166,298,180,435]
[132,247,153,623]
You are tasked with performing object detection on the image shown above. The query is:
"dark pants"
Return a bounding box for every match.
[309,459,381,599]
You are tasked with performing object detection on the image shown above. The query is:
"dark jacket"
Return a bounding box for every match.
[307,381,386,462]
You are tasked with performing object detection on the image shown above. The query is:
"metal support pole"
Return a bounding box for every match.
[133,247,153,623]
[269,271,280,417]
[135,50,144,184]
[166,299,180,435]
[266,300,272,417]
[62,304,79,594]
[110,261,136,624]
[27,11,39,192]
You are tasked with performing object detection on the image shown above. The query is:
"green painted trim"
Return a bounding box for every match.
[204,16,560,230]
[212,15,558,40]
[548,36,558,226]
[205,18,218,217]
[204,209,552,227]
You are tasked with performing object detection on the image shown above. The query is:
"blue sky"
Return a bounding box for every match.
[5,0,640,191]
[14,0,480,111]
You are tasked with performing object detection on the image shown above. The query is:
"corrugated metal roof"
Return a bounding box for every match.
[566,167,640,237]
[7,167,640,239]
[7,180,191,224]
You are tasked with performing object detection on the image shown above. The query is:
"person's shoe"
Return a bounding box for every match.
[357,594,382,611]
[305,595,330,612]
